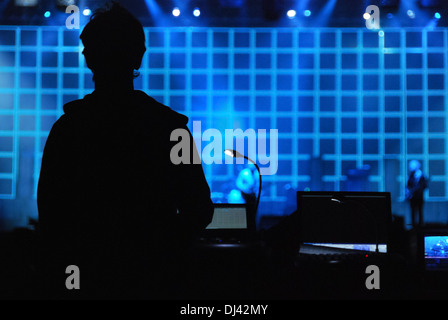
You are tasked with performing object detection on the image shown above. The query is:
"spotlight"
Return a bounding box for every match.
[286,9,296,19]
[434,12,441,19]
[83,8,91,16]
[193,8,201,17]
[363,12,371,20]
[407,10,415,19]
[304,10,311,17]
[378,30,385,37]
[44,11,51,18]
[56,0,76,7]
[172,7,181,17]
[14,0,39,6]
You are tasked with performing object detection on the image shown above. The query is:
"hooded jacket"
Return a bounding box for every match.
[37,90,213,298]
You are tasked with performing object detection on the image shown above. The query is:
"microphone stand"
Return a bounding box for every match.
[225,149,262,216]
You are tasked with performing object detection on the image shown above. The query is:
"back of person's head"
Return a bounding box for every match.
[409,160,421,172]
[80,1,146,80]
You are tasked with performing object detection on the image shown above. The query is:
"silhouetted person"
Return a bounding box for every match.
[37,3,213,299]
[406,160,428,228]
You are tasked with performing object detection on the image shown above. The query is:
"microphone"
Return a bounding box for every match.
[224,149,262,216]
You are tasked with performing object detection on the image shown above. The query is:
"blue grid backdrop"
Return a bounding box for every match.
[0,26,447,220]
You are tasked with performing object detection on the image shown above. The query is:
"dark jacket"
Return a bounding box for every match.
[37,90,213,298]
[406,171,428,202]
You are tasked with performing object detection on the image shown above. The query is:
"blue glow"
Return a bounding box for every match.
[193,8,201,17]
[425,236,448,257]
[144,0,164,26]
[83,8,92,16]
[311,0,337,27]
[172,7,180,17]
[1,25,448,226]
[44,11,51,18]
[286,10,296,19]
[304,10,311,17]
[425,236,448,271]
[378,30,384,37]
[435,12,441,19]
[228,189,244,203]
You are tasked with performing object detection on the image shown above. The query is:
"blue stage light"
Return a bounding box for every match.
[304,10,311,17]
[228,189,244,203]
[435,12,441,19]
[286,10,296,19]
[44,11,51,18]
[193,8,201,17]
[83,8,92,16]
[172,7,181,17]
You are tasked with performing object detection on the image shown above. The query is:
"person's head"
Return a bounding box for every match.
[80,2,146,82]
[409,160,421,172]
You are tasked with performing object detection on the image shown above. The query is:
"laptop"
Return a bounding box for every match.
[198,203,254,246]
[424,234,448,271]
[417,227,448,290]
[418,227,448,272]
[297,191,392,257]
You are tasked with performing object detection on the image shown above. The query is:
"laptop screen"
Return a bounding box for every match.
[303,243,387,253]
[206,205,247,230]
[424,235,448,271]
[297,192,392,253]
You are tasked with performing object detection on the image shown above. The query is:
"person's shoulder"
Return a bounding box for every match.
[52,94,97,133]
[134,90,188,127]
[62,94,94,116]
[60,91,189,128]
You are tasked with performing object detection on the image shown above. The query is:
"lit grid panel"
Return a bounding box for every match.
[0,26,447,214]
